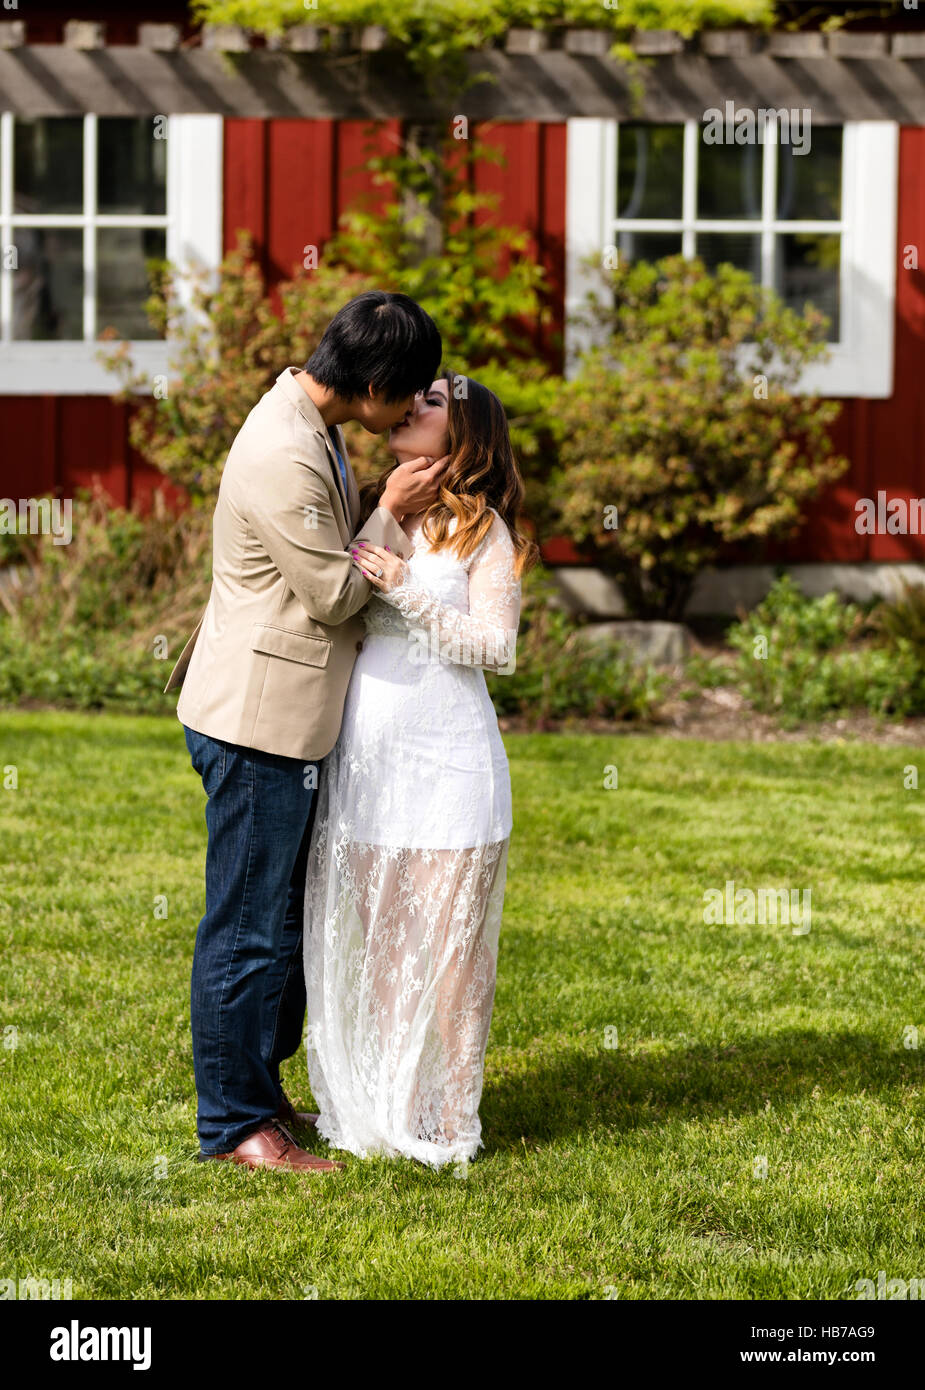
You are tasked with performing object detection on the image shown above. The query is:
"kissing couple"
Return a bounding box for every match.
[166,291,538,1174]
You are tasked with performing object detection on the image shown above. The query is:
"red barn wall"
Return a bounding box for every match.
[0,117,921,570]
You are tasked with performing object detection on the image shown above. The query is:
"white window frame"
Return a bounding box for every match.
[0,113,223,394]
[565,117,898,398]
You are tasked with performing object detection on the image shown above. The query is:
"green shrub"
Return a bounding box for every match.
[868,579,925,714]
[99,239,368,503]
[554,255,848,620]
[871,578,925,661]
[0,622,172,714]
[0,488,212,714]
[193,0,774,85]
[0,495,663,724]
[719,575,922,724]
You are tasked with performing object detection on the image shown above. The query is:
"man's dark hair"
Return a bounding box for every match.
[304,291,442,404]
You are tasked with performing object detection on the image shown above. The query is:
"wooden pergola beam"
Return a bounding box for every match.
[1,31,925,121]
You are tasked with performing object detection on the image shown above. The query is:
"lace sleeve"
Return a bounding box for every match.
[379,511,521,673]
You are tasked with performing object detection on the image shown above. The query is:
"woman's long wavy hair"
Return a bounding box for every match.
[360,369,539,579]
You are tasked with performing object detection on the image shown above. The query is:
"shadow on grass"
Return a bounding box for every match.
[481,1029,915,1150]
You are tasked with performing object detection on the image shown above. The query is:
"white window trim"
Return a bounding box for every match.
[0,113,223,395]
[565,117,898,398]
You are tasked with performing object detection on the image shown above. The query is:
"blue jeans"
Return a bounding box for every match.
[184,725,320,1154]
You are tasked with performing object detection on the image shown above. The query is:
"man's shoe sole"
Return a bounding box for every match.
[196,1150,343,1172]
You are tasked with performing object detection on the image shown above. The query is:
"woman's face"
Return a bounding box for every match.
[388,378,450,459]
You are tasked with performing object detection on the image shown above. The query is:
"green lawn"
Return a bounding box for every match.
[1,711,923,1300]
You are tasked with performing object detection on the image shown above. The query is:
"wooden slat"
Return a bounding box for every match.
[57,397,127,503]
[223,118,268,272]
[335,118,402,220]
[266,119,335,283]
[5,49,925,122]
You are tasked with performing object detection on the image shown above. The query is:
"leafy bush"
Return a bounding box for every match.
[192,0,774,84]
[0,489,212,714]
[554,255,849,620]
[0,623,173,714]
[486,565,667,726]
[868,579,925,713]
[871,579,925,662]
[718,575,922,724]
[0,494,664,724]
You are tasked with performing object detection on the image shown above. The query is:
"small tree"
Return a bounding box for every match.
[553,254,849,620]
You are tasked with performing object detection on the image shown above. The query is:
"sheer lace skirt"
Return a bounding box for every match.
[303,752,509,1169]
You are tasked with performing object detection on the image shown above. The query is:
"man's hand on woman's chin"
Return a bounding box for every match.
[381,454,451,522]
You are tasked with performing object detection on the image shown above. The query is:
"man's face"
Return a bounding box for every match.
[354,386,417,435]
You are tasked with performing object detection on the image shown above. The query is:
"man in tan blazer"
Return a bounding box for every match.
[171,292,445,1173]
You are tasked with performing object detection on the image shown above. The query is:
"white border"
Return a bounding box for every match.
[0,113,223,394]
[565,117,899,398]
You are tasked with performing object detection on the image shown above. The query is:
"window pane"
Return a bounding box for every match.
[776,233,840,341]
[777,126,842,221]
[98,118,167,215]
[14,117,84,214]
[695,232,762,281]
[96,228,165,340]
[617,125,684,219]
[13,228,84,339]
[617,232,682,265]
[697,134,762,220]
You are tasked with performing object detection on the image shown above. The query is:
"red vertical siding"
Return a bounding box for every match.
[867,124,925,560]
[336,120,403,218]
[0,400,53,499]
[472,121,566,361]
[0,116,916,561]
[223,118,403,285]
[265,120,336,281]
[781,125,925,563]
[223,119,270,265]
[539,122,568,357]
[0,396,144,505]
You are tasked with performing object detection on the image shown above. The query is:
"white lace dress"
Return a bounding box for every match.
[303,508,521,1168]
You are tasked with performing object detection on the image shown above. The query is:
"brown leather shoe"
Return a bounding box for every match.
[275,1092,320,1130]
[210,1120,343,1173]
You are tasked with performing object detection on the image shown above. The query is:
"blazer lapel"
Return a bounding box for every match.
[335,424,360,530]
[319,427,351,540]
[277,368,355,538]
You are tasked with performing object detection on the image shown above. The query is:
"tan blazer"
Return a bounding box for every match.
[166,366,410,761]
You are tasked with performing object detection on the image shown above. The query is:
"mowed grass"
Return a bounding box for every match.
[1,711,924,1301]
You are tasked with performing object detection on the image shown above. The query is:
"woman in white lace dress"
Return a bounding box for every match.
[303,370,537,1169]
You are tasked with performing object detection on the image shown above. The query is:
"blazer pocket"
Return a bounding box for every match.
[250,622,332,668]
